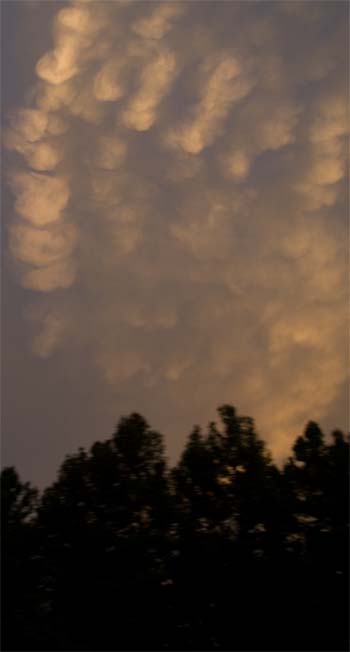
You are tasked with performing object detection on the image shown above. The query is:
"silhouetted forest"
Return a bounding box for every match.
[2,406,349,651]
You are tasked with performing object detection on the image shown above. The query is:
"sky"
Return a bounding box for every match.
[2,0,349,488]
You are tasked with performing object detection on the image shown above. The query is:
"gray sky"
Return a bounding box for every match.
[2,0,349,488]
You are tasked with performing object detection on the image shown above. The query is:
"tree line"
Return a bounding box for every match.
[2,405,349,651]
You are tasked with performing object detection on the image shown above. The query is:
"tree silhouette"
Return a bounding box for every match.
[1,468,41,650]
[1,407,349,651]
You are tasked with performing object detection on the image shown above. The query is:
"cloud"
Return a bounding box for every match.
[121,48,178,131]
[93,61,126,102]
[131,2,186,40]
[9,222,77,268]
[295,94,348,211]
[32,309,69,358]
[171,193,235,260]
[21,258,76,292]
[4,0,348,465]
[10,172,70,226]
[36,4,105,85]
[7,108,48,143]
[219,96,301,181]
[95,136,127,170]
[166,54,253,154]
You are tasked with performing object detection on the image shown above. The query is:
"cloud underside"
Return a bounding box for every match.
[5,0,348,456]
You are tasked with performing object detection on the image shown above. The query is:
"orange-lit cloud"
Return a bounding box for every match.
[166,54,252,154]
[10,172,70,226]
[4,0,348,464]
[121,48,178,131]
[131,2,186,41]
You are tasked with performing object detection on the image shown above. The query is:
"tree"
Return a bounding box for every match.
[111,412,169,532]
[32,414,172,650]
[2,409,349,651]
[280,423,349,651]
[1,466,37,532]
[1,468,41,650]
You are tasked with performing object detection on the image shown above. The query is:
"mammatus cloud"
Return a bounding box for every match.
[121,48,178,131]
[5,0,349,460]
[31,309,69,359]
[219,97,300,181]
[131,2,186,41]
[166,54,253,154]
[35,4,106,85]
[9,172,70,225]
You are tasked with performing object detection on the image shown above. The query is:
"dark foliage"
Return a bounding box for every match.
[1,407,349,651]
